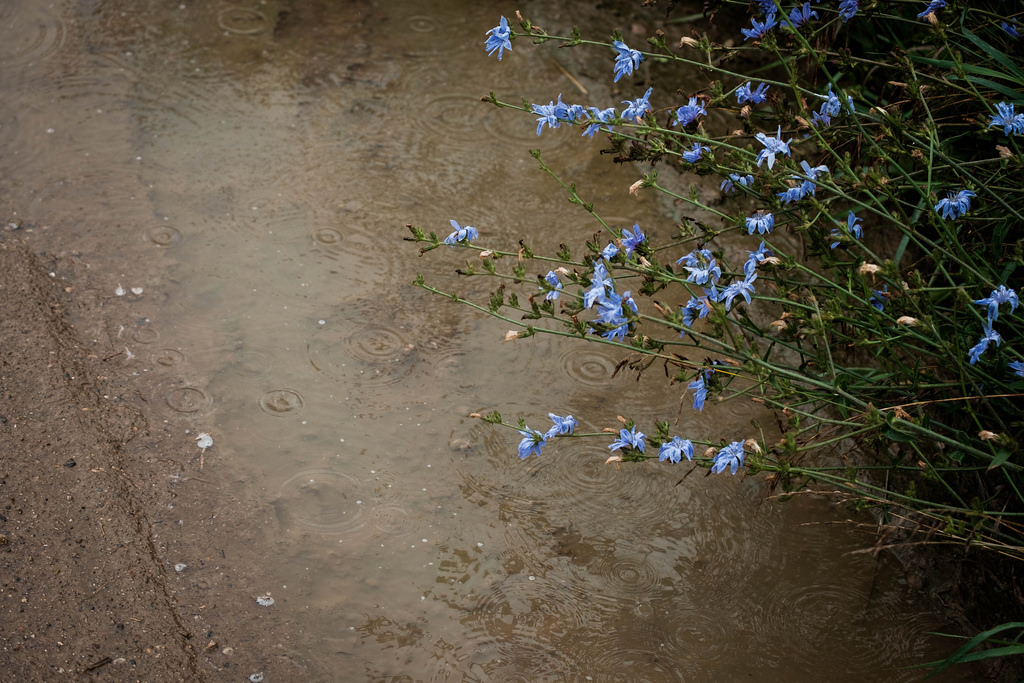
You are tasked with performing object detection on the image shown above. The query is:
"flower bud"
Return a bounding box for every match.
[896,316,918,326]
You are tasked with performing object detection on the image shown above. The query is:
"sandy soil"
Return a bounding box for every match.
[0,238,309,682]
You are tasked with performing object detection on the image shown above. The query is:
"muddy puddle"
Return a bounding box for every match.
[0,0,980,680]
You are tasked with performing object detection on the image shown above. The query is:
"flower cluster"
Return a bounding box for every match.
[517,413,579,459]
[968,285,1019,365]
[437,10,1024,498]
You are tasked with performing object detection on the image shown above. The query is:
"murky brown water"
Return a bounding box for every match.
[1,0,977,680]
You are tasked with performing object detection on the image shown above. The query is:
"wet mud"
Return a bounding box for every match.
[0,239,295,681]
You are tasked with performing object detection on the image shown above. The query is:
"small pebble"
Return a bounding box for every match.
[250,674,264,683]
[256,595,274,607]
[174,563,187,573]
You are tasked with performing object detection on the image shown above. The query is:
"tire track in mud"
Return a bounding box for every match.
[0,239,201,681]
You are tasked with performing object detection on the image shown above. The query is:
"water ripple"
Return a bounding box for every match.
[271,469,366,535]
[0,3,66,68]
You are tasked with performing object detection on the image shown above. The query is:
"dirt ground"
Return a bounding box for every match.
[0,238,311,681]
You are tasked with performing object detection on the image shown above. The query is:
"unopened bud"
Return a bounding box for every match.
[896,316,918,326]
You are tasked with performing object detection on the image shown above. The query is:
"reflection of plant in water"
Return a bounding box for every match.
[409,1,1023,672]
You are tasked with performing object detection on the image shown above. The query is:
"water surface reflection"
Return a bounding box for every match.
[0,0,974,679]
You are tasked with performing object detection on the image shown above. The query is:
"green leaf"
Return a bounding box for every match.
[960,27,1024,85]
[915,622,1024,676]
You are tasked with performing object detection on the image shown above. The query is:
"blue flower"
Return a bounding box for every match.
[788,2,819,28]
[680,296,709,333]
[612,40,643,83]
[517,427,547,459]
[609,425,646,453]
[621,224,645,257]
[988,102,1024,136]
[811,110,832,127]
[601,242,620,260]
[1003,21,1021,39]
[1010,360,1024,378]
[678,248,721,285]
[485,17,513,60]
[722,272,757,310]
[621,87,653,122]
[444,219,479,245]
[968,323,1002,365]
[530,94,587,136]
[736,81,770,105]
[745,242,773,276]
[800,160,829,183]
[721,173,754,193]
[973,285,1019,323]
[583,106,616,137]
[595,292,629,326]
[543,270,563,301]
[820,88,843,118]
[673,97,707,127]
[934,189,976,220]
[682,142,710,163]
[917,0,945,18]
[830,210,863,248]
[689,372,709,411]
[591,290,636,341]
[562,100,587,122]
[532,100,563,135]
[545,413,578,439]
[746,210,775,235]
[777,184,808,204]
[755,126,793,169]
[712,441,746,474]
[838,0,858,22]
[870,285,888,312]
[659,436,694,464]
[584,261,613,308]
[741,12,778,41]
